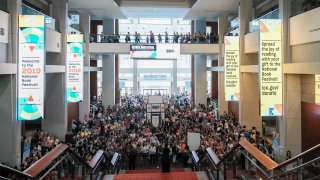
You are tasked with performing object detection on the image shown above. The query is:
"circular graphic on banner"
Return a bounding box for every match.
[67,87,82,102]
[21,27,44,43]
[19,96,42,120]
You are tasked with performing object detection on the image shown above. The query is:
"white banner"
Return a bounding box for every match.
[224,36,240,101]
[18,15,45,121]
[66,34,84,103]
[259,19,283,116]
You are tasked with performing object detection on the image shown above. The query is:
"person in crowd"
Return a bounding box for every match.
[149,31,155,43]
[162,143,171,173]
[158,34,162,43]
[165,31,169,43]
[125,32,131,43]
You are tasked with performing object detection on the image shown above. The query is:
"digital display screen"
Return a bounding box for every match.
[130,44,180,59]
[224,36,240,101]
[259,19,283,116]
[18,15,45,121]
[66,34,84,103]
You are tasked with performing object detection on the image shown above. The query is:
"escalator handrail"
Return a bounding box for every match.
[271,143,320,170]
[0,163,33,178]
[23,144,69,177]
[216,143,241,167]
[268,155,320,179]
[67,148,92,169]
[239,139,278,171]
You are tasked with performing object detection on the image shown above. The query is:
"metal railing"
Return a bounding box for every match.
[201,139,320,180]
[21,3,58,31]
[90,34,219,44]
[248,8,279,33]
[0,144,110,180]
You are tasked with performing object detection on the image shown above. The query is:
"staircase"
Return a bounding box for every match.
[102,168,209,180]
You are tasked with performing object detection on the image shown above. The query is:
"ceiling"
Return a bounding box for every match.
[184,0,238,20]
[68,0,239,20]
[121,7,190,18]
[68,0,126,19]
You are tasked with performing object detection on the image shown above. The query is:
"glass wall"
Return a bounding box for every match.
[118,18,192,96]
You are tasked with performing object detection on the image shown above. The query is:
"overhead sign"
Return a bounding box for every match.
[18,15,45,121]
[224,36,240,101]
[315,75,320,104]
[259,19,283,116]
[130,44,180,59]
[66,34,84,103]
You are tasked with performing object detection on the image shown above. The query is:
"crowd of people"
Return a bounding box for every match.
[2,93,275,179]
[90,31,219,44]
[2,130,61,172]
[69,94,274,171]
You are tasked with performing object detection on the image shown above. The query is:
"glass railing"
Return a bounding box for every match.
[90,34,219,44]
[21,3,58,31]
[248,9,279,33]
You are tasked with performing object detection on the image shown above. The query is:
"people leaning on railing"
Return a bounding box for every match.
[90,31,219,44]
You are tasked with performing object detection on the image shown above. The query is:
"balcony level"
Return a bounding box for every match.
[89,42,219,55]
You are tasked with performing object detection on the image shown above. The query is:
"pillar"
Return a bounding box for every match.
[284,75,301,156]
[194,55,207,106]
[42,0,68,140]
[218,16,228,113]
[103,19,115,35]
[102,55,115,106]
[279,0,301,156]
[0,0,22,166]
[79,12,91,120]
[133,59,138,95]
[172,60,178,95]
[237,0,261,130]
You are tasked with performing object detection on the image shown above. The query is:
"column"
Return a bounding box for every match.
[102,55,115,106]
[133,59,138,95]
[194,20,206,34]
[0,0,22,166]
[42,0,68,140]
[194,55,207,106]
[284,75,301,156]
[172,60,178,95]
[79,12,91,120]
[279,0,301,155]
[103,19,115,35]
[218,16,228,113]
[237,0,262,131]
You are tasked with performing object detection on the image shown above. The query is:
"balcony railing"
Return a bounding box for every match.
[21,3,58,31]
[248,9,279,33]
[90,34,219,44]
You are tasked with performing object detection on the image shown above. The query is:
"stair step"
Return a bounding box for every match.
[104,172,199,180]
[125,168,186,174]
[195,171,210,180]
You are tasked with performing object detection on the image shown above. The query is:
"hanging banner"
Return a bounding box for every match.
[66,34,84,102]
[315,75,320,104]
[259,19,283,116]
[18,15,45,121]
[224,36,240,101]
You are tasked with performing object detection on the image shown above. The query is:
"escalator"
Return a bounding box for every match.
[194,139,320,180]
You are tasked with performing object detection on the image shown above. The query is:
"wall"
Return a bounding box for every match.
[228,101,239,121]
[244,31,258,53]
[301,102,320,151]
[46,28,61,52]
[290,7,320,45]
[0,10,9,43]
[67,103,79,130]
